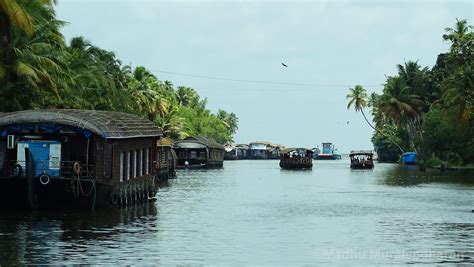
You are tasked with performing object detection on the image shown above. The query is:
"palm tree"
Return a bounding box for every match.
[378,77,424,154]
[217,109,239,135]
[176,86,198,107]
[0,0,55,97]
[443,18,473,60]
[441,19,474,123]
[347,85,404,153]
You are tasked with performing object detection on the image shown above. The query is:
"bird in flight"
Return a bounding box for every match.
[281,62,288,67]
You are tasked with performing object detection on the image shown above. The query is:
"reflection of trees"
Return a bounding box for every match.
[380,166,474,186]
[0,203,158,265]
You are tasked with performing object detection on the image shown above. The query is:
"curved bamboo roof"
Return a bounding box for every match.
[174,136,224,150]
[0,109,162,139]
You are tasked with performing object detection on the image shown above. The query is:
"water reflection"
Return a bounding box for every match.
[380,165,474,186]
[0,161,473,265]
[0,203,158,265]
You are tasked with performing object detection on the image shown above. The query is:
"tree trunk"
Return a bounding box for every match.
[361,109,405,153]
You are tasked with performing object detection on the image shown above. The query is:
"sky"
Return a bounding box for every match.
[56,0,473,153]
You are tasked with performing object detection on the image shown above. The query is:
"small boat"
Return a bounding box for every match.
[315,142,342,160]
[279,148,313,170]
[349,151,374,169]
[402,152,416,165]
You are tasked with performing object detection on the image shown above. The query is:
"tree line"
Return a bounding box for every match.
[0,0,238,143]
[347,19,473,166]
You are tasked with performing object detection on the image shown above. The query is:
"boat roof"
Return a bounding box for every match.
[281,147,312,154]
[349,150,373,156]
[0,109,162,139]
[174,136,224,150]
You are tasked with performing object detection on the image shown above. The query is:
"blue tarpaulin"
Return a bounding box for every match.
[402,152,416,165]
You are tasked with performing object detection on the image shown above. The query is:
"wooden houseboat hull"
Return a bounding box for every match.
[0,109,171,209]
[350,163,374,169]
[279,148,313,170]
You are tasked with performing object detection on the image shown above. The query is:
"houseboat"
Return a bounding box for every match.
[402,152,416,165]
[349,150,374,169]
[268,144,285,159]
[249,141,270,159]
[156,138,177,179]
[0,109,169,209]
[173,136,224,169]
[316,142,342,160]
[224,144,250,160]
[279,148,313,170]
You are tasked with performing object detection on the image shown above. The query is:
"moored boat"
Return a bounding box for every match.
[279,148,313,170]
[349,150,374,169]
[173,136,224,169]
[0,109,168,209]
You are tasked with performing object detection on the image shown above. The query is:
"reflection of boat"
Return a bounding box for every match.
[349,151,374,169]
[402,152,416,165]
[279,148,313,170]
[315,143,341,160]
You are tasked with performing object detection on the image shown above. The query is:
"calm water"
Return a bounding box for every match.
[1,160,473,265]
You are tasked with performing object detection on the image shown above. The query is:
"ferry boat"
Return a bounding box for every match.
[349,150,374,169]
[279,148,313,170]
[315,143,342,160]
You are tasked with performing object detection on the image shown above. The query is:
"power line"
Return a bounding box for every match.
[149,69,383,88]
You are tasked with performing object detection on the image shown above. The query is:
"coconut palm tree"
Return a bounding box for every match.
[443,18,473,61]
[441,19,474,123]
[378,77,425,154]
[347,85,404,153]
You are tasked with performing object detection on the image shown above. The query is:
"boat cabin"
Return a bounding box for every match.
[249,142,270,159]
[0,109,164,208]
[316,142,341,160]
[173,136,224,168]
[349,151,374,169]
[156,138,177,179]
[279,148,313,169]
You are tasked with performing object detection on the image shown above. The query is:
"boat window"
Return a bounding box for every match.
[139,149,143,177]
[191,151,197,158]
[119,152,124,182]
[133,150,137,178]
[145,148,150,175]
[127,151,131,180]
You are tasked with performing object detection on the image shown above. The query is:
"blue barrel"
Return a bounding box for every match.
[402,152,416,165]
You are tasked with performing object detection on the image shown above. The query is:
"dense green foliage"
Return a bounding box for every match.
[348,19,473,165]
[0,1,238,143]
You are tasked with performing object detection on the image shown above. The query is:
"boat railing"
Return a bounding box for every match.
[4,160,95,179]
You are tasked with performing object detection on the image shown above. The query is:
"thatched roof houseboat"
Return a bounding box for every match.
[173,136,224,168]
[0,109,166,208]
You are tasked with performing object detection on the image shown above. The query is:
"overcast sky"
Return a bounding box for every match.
[56,0,473,152]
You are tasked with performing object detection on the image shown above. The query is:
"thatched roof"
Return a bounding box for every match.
[157,137,174,146]
[0,109,162,139]
[349,150,373,156]
[174,136,224,150]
